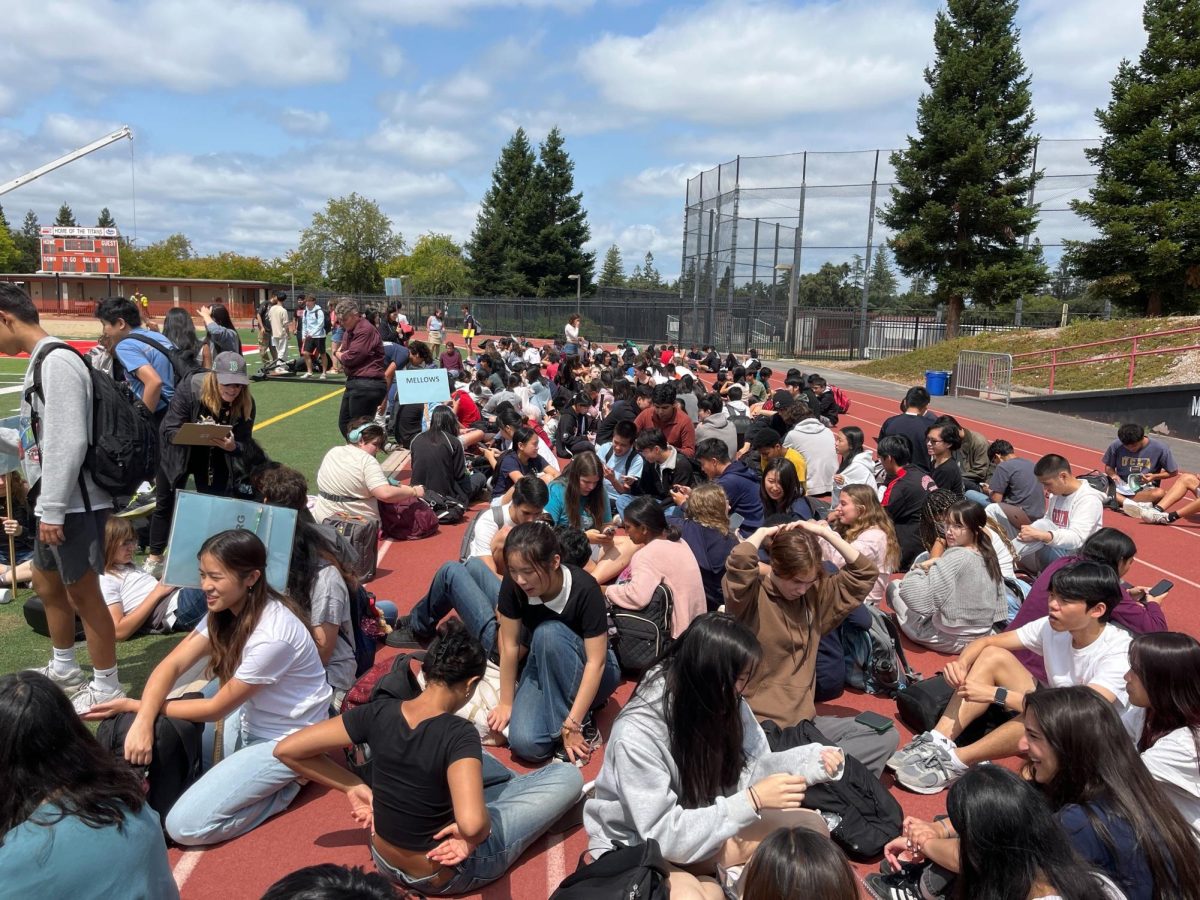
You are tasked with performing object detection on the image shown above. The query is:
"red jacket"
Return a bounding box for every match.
[339,319,385,378]
[634,406,696,458]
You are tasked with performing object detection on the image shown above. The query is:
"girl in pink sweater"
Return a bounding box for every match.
[605,497,706,638]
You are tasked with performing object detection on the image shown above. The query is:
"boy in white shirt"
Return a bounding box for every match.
[988,453,1104,574]
[890,559,1130,794]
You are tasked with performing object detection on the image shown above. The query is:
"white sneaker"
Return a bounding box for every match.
[1123,499,1153,520]
[299,372,311,379]
[141,557,164,579]
[71,682,127,715]
[319,373,327,380]
[1141,505,1171,525]
[29,663,88,694]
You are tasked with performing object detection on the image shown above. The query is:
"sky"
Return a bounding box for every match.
[0,0,1150,280]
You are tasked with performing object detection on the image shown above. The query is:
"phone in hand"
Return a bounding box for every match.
[1148,579,1173,597]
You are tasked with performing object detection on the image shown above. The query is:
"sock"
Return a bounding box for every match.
[1168,512,1180,522]
[51,646,79,675]
[92,664,121,693]
[1152,504,1164,511]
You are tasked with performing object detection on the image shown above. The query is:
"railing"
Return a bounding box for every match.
[955,351,1013,404]
[1011,325,1200,393]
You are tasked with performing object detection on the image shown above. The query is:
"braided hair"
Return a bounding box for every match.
[919,489,964,552]
[421,619,487,686]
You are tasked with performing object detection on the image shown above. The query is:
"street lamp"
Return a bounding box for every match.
[775,263,796,355]
[567,274,580,316]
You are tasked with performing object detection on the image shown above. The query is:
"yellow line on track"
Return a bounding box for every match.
[253,387,344,432]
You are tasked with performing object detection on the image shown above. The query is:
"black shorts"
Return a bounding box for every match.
[303,337,327,356]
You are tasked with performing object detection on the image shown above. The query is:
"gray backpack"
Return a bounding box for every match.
[459,505,506,562]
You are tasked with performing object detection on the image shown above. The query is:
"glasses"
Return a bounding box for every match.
[926,438,945,446]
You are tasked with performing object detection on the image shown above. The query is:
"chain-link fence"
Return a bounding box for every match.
[681,140,1104,357]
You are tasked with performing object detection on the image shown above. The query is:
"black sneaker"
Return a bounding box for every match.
[384,616,428,648]
[581,713,600,748]
[864,865,923,900]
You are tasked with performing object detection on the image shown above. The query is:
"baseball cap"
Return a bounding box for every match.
[771,389,794,409]
[213,352,250,386]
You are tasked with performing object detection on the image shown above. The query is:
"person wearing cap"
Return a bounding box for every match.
[144,353,258,574]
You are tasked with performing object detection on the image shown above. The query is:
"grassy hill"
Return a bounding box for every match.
[852,316,1200,393]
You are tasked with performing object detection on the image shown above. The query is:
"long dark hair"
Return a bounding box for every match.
[0,672,146,845]
[428,405,460,441]
[623,496,680,542]
[651,613,762,808]
[740,828,857,900]
[1024,687,1200,899]
[209,302,235,330]
[162,307,200,358]
[835,426,865,472]
[760,457,804,518]
[286,522,354,616]
[949,766,1107,900]
[944,500,1002,584]
[1129,632,1200,758]
[560,451,606,531]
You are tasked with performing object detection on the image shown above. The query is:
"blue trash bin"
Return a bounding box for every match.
[925,370,951,396]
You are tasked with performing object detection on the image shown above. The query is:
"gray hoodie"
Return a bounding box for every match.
[832,449,877,503]
[695,411,739,459]
[784,418,838,494]
[583,669,842,864]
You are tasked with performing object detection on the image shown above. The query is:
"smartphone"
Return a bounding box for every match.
[1148,579,1173,597]
[603,526,617,538]
[854,710,895,733]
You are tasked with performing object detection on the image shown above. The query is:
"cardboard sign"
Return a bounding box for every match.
[395,368,451,404]
[163,491,297,591]
[172,423,233,446]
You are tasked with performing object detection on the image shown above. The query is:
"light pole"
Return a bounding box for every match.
[775,263,796,355]
[567,274,580,316]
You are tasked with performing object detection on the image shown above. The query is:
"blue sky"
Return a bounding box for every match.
[0,0,1148,279]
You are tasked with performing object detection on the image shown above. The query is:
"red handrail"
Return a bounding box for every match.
[1010,324,1200,393]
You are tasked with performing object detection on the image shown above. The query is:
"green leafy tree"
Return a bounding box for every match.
[522,127,594,297]
[0,218,19,271]
[1065,0,1200,315]
[798,262,853,307]
[96,207,116,229]
[383,233,470,296]
[598,244,626,287]
[298,193,404,293]
[121,233,194,277]
[53,203,76,227]
[868,246,900,306]
[0,204,7,229]
[466,129,538,295]
[899,272,937,311]
[16,211,40,272]
[881,0,1046,338]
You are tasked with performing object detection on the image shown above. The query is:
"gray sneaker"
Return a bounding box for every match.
[29,663,88,694]
[71,682,127,715]
[886,731,937,771]
[895,740,967,794]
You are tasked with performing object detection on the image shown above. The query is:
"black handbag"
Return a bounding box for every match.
[550,840,670,900]
[610,581,674,675]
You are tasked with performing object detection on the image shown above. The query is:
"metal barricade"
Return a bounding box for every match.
[954,351,1013,404]
[666,315,680,342]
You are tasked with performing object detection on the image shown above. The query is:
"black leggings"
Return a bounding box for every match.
[148,452,227,556]
[339,378,388,438]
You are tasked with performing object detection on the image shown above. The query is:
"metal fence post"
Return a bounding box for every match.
[706,208,716,347]
[750,217,760,317]
[727,157,740,329]
[784,152,807,357]
[1016,138,1039,328]
[857,150,880,359]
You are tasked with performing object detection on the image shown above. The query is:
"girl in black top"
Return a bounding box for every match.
[276,621,582,895]
[488,522,620,764]
[491,426,551,501]
[925,422,965,494]
[410,406,485,505]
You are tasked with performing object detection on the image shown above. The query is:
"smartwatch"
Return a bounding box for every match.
[992,686,1008,707]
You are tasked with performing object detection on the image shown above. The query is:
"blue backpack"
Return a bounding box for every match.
[347,585,379,677]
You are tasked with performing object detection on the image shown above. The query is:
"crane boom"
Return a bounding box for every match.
[0,126,133,196]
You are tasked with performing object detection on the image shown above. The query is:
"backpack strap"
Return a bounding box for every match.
[492,505,505,528]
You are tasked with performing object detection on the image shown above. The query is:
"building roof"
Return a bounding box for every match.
[0,273,280,287]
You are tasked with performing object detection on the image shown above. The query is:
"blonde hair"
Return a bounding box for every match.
[199,371,253,422]
[835,483,901,570]
[685,483,730,535]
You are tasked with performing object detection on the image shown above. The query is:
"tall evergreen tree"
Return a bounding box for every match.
[15,211,40,272]
[0,204,8,229]
[54,203,77,227]
[881,0,1046,338]
[97,207,117,229]
[598,244,626,287]
[466,129,538,296]
[1066,0,1200,316]
[868,246,900,305]
[848,254,866,291]
[521,127,593,297]
[638,252,663,289]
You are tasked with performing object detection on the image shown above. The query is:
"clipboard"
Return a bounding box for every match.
[173,423,233,446]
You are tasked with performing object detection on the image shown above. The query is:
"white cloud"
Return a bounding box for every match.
[369,124,480,166]
[622,163,714,199]
[377,45,406,78]
[579,0,934,125]
[344,0,588,27]
[278,108,332,136]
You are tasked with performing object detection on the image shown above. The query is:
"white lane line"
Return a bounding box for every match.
[545,832,568,895]
[1129,557,1200,591]
[172,850,205,889]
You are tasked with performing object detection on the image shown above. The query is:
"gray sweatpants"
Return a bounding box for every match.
[813,714,900,779]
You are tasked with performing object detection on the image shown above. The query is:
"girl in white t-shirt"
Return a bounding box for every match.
[100,517,179,640]
[1124,632,1200,838]
[85,530,332,846]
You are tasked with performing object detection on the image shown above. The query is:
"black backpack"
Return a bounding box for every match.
[27,343,159,502]
[95,694,205,823]
[841,604,921,699]
[610,581,674,675]
[550,840,670,900]
[761,720,903,860]
[346,585,379,677]
[422,489,466,524]
[116,332,201,384]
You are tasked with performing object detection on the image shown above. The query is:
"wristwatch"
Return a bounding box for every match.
[992,687,1008,706]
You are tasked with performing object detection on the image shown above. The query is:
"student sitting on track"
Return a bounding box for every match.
[964,439,1045,525]
[831,426,875,504]
[489,425,558,502]
[85,530,332,846]
[312,419,425,524]
[410,406,488,506]
[987,453,1105,575]
[543,451,614,548]
[276,620,581,895]
[886,500,1007,654]
[1124,632,1200,837]
[888,561,1132,796]
[0,469,34,586]
[823,483,899,606]
[695,438,764,535]
[877,434,938,571]
[465,476,550,573]
[671,483,739,613]
[742,827,858,900]
[0,672,178,899]
[925,422,965,494]
[554,392,597,459]
[595,420,643,519]
[759,456,816,522]
[584,613,842,900]
[1104,422,1179,510]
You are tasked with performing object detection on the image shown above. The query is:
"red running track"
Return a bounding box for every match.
[171,380,1200,899]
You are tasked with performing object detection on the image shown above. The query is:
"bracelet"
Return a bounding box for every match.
[564,713,582,730]
[748,786,762,813]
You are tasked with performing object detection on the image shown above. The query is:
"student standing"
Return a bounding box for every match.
[96,296,178,420]
[267,292,292,369]
[426,308,445,360]
[877,385,935,472]
[334,300,389,438]
[460,305,479,352]
[0,284,123,713]
[300,295,328,380]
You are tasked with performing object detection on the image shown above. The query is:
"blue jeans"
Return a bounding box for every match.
[1006,577,1032,622]
[509,620,621,763]
[165,731,302,846]
[965,489,989,507]
[608,491,636,518]
[173,587,208,632]
[375,599,399,626]
[408,559,501,651]
[371,754,582,895]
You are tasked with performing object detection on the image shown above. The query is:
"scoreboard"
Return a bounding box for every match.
[39,226,121,275]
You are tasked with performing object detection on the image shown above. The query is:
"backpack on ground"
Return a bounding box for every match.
[1079,468,1120,510]
[22,594,84,640]
[841,604,921,698]
[459,504,506,562]
[116,332,201,384]
[379,498,440,541]
[421,489,466,524]
[28,343,159,501]
[895,673,1015,744]
[830,384,852,413]
[610,581,674,675]
[95,695,205,822]
[549,840,670,900]
[761,720,903,860]
[340,652,425,784]
[347,585,380,677]
[322,513,380,582]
